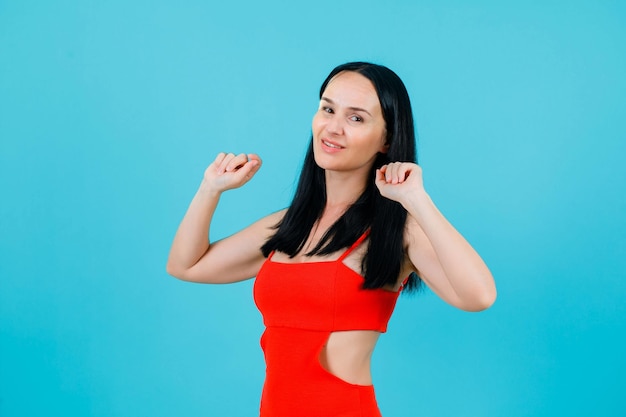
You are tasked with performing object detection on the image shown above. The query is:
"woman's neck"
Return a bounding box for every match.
[324,169,369,208]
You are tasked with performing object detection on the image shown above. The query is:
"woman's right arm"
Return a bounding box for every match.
[166,152,281,284]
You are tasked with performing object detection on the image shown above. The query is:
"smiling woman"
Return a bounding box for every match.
[166,62,496,416]
[312,71,389,174]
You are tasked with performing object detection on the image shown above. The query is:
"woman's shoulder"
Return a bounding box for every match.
[244,208,286,240]
[258,208,287,228]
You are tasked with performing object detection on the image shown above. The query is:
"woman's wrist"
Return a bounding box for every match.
[403,190,436,223]
[197,179,223,199]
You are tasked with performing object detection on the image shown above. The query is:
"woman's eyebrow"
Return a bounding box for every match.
[321,97,372,116]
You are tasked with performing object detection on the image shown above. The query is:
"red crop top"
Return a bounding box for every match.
[253,231,404,333]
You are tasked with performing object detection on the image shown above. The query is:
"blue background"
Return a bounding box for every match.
[1,1,625,416]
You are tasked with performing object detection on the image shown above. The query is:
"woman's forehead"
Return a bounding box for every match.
[322,71,381,112]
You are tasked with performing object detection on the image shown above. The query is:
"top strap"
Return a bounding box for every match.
[337,230,371,262]
[399,275,410,291]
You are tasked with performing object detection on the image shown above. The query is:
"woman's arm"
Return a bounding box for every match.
[376,162,496,311]
[166,152,280,284]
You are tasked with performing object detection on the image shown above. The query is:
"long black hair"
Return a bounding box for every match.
[261,62,421,292]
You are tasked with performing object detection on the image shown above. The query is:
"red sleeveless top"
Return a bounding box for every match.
[253,232,405,417]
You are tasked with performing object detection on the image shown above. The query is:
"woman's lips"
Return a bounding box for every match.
[321,139,344,152]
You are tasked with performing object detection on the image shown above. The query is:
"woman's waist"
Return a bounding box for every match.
[260,326,380,386]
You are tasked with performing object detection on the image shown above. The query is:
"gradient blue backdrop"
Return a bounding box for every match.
[1,1,625,416]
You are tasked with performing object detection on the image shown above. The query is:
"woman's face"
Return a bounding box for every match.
[312,71,387,175]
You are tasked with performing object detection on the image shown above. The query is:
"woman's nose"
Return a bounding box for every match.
[326,116,344,135]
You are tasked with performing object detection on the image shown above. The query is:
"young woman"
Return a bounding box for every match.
[166,62,496,416]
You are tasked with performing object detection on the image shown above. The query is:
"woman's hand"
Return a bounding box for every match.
[203,152,262,194]
[375,162,426,208]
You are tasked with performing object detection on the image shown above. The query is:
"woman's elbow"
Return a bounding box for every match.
[455,283,497,312]
[465,287,497,312]
[165,261,189,281]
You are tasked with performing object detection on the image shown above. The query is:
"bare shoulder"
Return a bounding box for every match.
[250,208,287,236]
[236,208,286,247]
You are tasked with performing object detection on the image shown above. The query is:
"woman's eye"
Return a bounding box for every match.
[322,107,333,114]
[350,115,363,122]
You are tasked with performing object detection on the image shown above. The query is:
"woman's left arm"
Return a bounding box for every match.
[376,162,496,312]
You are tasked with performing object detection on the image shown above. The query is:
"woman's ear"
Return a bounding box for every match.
[379,132,390,154]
